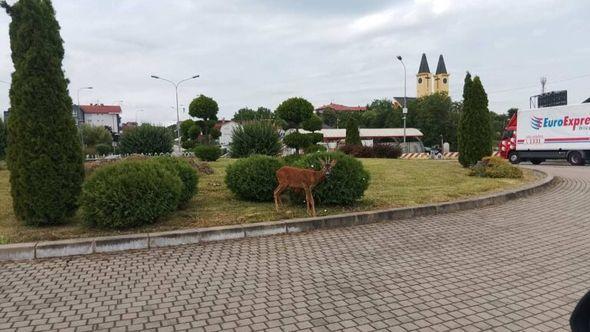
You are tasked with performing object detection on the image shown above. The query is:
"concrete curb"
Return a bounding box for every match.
[0,170,555,262]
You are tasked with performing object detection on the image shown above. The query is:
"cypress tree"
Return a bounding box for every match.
[0,117,6,159]
[458,73,492,167]
[2,0,84,225]
[345,117,361,145]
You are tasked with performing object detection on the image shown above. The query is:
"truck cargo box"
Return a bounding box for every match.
[516,104,590,151]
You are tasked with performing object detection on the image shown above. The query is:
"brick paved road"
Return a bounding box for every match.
[1,165,589,332]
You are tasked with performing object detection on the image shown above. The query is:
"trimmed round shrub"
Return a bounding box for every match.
[153,157,198,206]
[95,143,113,155]
[80,160,182,229]
[230,121,282,158]
[470,156,523,179]
[225,155,283,201]
[194,145,222,161]
[307,133,324,145]
[283,132,312,153]
[294,152,370,205]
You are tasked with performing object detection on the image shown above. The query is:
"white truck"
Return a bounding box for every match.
[500,103,590,166]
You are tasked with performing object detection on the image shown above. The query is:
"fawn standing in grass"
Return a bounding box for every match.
[274,158,337,216]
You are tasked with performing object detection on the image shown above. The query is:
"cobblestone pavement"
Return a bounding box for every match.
[1,165,589,332]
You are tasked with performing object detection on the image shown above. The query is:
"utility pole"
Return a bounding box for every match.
[396,56,408,153]
[150,74,199,153]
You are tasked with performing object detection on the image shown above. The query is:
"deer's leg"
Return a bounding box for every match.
[274,184,286,212]
[304,187,313,216]
[309,190,316,217]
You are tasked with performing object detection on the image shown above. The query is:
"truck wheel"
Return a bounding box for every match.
[530,159,544,165]
[567,151,585,166]
[508,152,520,164]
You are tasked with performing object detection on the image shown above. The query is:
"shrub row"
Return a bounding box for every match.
[339,144,402,159]
[225,152,369,206]
[80,157,198,229]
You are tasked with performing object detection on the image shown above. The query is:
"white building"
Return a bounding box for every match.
[301,128,425,152]
[79,104,122,134]
[219,121,239,149]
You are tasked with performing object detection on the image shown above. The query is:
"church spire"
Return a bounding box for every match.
[436,54,447,75]
[418,53,430,74]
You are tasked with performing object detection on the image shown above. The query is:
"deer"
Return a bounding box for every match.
[274,158,337,217]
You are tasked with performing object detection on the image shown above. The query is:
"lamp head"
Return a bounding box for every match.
[396,55,402,61]
[150,75,160,79]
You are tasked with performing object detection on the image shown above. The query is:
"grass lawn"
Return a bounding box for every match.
[0,159,536,244]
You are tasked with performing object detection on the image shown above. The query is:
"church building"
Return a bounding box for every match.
[416,53,449,98]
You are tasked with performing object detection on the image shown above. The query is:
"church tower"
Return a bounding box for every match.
[434,54,449,95]
[416,53,432,98]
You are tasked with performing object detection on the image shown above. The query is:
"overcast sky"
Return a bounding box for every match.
[1,0,589,125]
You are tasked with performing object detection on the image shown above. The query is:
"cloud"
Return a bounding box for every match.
[0,0,589,124]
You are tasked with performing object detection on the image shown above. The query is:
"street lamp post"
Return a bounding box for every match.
[150,74,199,153]
[77,87,93,108]
[396,56,408,153]
[77,86,93,148]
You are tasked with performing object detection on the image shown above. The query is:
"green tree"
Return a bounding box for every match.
[414,93,452,147]
[283,132,312,154]
[489,111,510,145]
[179,119,200,149]
[458,73,492,167]
[359,110,377,128]
[302,114,322,132]
[507,107,518,118]
[119,124,174,154]
[320,109,338,128]
[275,97,314,130]
[189,95,219,143]
[345,117,361,145]
[80,124,112,154]
[2,0,84,225]
[446,101,462,151]
[233,108,256,121]
[233,107,273,122]
[0,117,6,159]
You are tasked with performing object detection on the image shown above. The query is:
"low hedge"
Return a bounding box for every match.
[339,144,402,159]
[372,144,402,158]
[80,160,182,229]
[225,155,283,201]
[194,145,222,161]
[470,156,523,179]
[293,152,370,205]
[153,157,198,206]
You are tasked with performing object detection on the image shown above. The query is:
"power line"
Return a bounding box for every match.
[489,73,590,94]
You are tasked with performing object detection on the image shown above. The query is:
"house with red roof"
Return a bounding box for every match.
[78,104,122,134]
